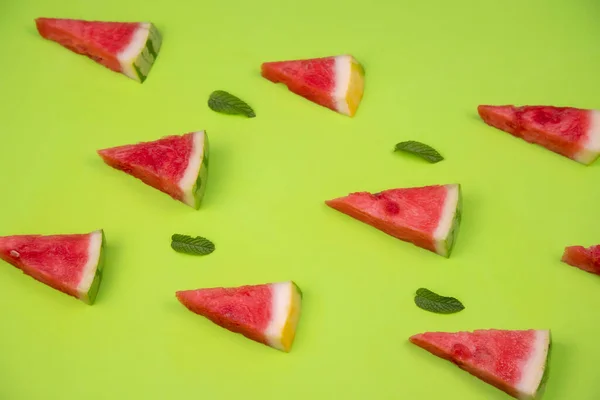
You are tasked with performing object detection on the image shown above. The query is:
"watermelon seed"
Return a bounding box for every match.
[10,250,20,258]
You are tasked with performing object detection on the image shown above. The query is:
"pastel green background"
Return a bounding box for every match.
[1,0,599,399]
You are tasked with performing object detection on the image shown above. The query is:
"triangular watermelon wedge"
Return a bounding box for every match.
[176,281,303,352]
[98,131,209,209]
[0,230,106,304]
[261,55,365,117]
[410,329,551,399]
[35,18,162,83]
[478,104,600,165]
[325,184,462,257]
[561,244,600,275]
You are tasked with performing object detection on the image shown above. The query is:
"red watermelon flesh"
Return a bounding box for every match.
[561,244,600,275]
[478,105,600,165]
[0,230,105,304]
[176,281,303,352]
[410,329,551,399]
[261,55,365,116]
[35,18,162,83]
[98,131,209,209]
[325,184,462,257]
[263,57,336,110]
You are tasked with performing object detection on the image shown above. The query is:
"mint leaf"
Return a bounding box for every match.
[208,90,255,118]
[414,288,464,314]
[171,234,215,256]
[394,141,443,163]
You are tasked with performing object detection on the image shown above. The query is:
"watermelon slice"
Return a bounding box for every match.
[261,55,365,117]
[410,329,551,400]
[98,131,209,209]
[561,244,600,275]
[478,105,600,165]
[176,281,303,352]
[325,184,462,257]
[0,230,105,304]
[35,18,162,83]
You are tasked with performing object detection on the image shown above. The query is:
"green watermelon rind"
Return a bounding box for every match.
[191,132,209,210]
[122,23,162,83]
[438,184,462,258]
[79,230,106,305]
[292,280,303,299]
[533,331,552,399]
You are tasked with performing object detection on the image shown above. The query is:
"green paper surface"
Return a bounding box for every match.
[1,0,600,399]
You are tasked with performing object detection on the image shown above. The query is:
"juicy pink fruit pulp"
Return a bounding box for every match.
[326,185,449,252]
[261,57,337,112]
[36,18,138,73]
[176,284,273,345]
[0,234,93,298]
[98,133,195,201]
[562,245,600,275]
[410,330,539,398]
[478,105,591,159]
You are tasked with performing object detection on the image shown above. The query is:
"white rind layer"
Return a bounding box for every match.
[118,22,162,82]
[76,230,103,298]
[433,184,460,256]
[333,55,352,116]
[265,282,293,351]
[515,330,550,399]
[574,110,600,164]
[179,131,206,207]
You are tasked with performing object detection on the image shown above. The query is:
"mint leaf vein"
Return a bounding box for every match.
[394,141,444,163]
[414,288,464,314]
[171,234,215,256]
[208,90,255,118]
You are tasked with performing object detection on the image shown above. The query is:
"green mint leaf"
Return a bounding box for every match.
[208,90,256,118]
[414,288,464,314]
[394,141,444,163]
[171,234,215,256]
